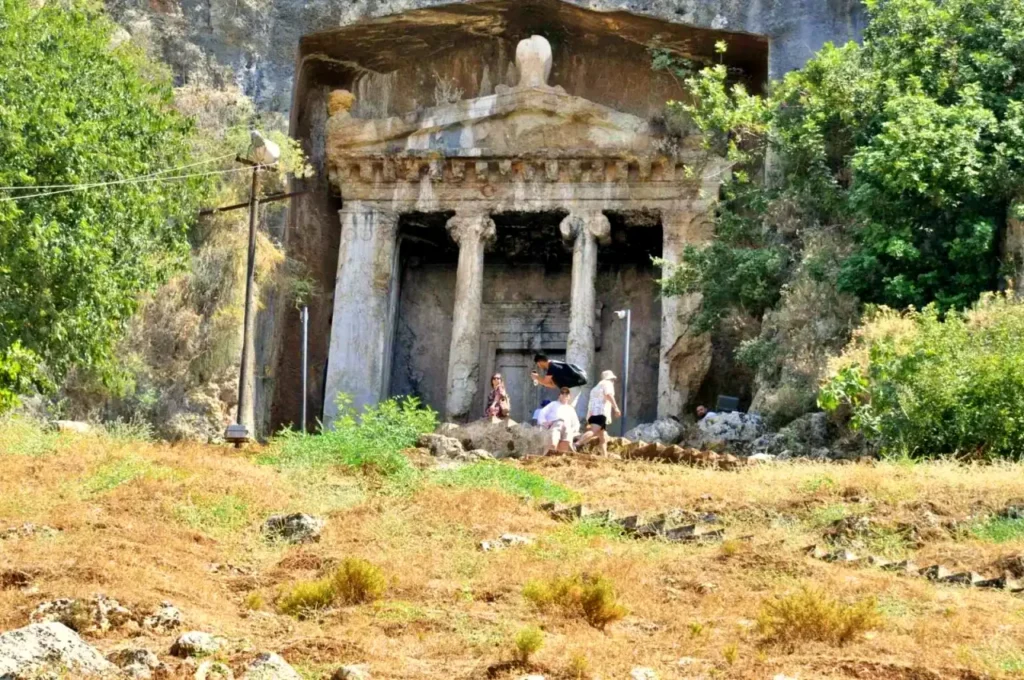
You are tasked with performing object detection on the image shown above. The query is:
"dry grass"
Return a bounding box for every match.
[3,419,1024,678]
[523,572,629,630]
[756,587,882,648]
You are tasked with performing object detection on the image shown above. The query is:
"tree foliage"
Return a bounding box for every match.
[819,294,1024,458]
[659,0,1024,328]
[0,0,210,409]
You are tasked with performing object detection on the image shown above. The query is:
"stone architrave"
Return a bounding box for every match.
[445,212,497,421]
[560,211,611,387]
[323,202,399,426]
[658,209,714,419]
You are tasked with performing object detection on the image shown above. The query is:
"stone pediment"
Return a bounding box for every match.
[326,85,668,160]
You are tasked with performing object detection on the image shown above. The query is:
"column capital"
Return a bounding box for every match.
[559,211,611,244]
[446,211,496,246]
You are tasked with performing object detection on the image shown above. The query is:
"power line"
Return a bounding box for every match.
[0,164,277,204]
[0,153,238,192]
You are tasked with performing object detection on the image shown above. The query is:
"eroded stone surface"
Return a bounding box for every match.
[261,513,325,544]
[170,631,224,659]
[0,622,114,679]
[241,652,302,680]
[30,595,133,634]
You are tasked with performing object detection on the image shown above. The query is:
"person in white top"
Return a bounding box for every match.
[576,370,622,456]
[537,387,580,452]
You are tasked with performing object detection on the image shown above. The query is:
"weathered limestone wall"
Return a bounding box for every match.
[105,0,864,117]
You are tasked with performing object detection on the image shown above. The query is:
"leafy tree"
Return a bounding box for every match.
[0,0,210,409]
[659,0,1024,327]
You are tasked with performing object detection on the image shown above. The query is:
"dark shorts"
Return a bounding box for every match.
[587,415,607,429]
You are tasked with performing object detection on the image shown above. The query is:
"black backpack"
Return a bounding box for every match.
[560,362,589,388]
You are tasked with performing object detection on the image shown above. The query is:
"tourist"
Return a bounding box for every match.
[537,387,580,452]
[484,373,511,420]
[531,353,587,407]
[696,405,717,421]
[576,369,621,455]
[532,399,552,425]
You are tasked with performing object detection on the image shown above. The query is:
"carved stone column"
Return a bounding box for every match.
[658,209,714,419]
[560,212,611,384]
[445,211,497,421]
[323,201,399,426]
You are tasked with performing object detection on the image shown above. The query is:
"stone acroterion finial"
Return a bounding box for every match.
[515,35,553,88]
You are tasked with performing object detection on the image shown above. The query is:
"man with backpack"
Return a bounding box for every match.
[531,353,588,408]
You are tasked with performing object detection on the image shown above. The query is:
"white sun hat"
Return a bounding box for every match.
[601,370,617,381]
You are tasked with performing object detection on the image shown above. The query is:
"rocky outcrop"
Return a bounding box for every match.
[332,665,371,680]
[695,411,766,452]
[0,622,115,679]
[451,419,551,459]
[262,514,325,544]
[241,653,302,680]
[624,419,685,444]
[170,631,225,658]
[30,595,133,634]
[107,648,168,679]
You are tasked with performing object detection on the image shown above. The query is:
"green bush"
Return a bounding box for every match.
[262,394,436,488]
[512,626,544,664]
[277,558,387,617]
[820,294,1024,458]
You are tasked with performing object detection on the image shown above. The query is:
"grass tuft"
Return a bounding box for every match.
[172,493,250,535]
[969,516,1024,543]
[277,577,336,618]
[756,587,881,648]
[431,461,576,503]
[82,456,176,494]
[523,572,628,630]
[0,416,61,457]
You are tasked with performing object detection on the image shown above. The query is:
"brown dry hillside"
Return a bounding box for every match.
[3,417,1024,679]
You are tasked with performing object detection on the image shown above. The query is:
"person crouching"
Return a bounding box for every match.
[536,387,580,453]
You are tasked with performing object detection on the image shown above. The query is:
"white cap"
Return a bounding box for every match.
[601,370,617,381]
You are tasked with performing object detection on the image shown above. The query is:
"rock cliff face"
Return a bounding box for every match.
[105,0,865,119]
[103,0,865,435]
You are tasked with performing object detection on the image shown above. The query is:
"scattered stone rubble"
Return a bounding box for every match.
[107,647,168,679]
[29,596,182,635]
[803,544,1024,592]
[261,513,325,544]
[0,622,115,679]
[416,432,494,462]
[478,533,533,551]
[695,411,766,451]
[0,523,59,541]
[541,503,725,543]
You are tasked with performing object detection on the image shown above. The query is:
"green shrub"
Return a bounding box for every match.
[523,573,628,630]
[277,578,336,618]
[262,394,436,489]
[756,587,880,647]
[820,294,1024,459]
[512,626,544,664]
[430,461,576,504]
[331,558,386,604]
[277,558,387,618]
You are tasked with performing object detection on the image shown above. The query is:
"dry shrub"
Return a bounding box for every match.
[756,587,881,648]
[278,558,386,617]
[523,573,628,630]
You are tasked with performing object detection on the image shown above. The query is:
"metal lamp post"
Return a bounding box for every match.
[224,131,281,445]
[614,309,631,436]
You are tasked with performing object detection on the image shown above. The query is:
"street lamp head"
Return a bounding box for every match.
[248,130,281,166]
[614,309,629,319]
